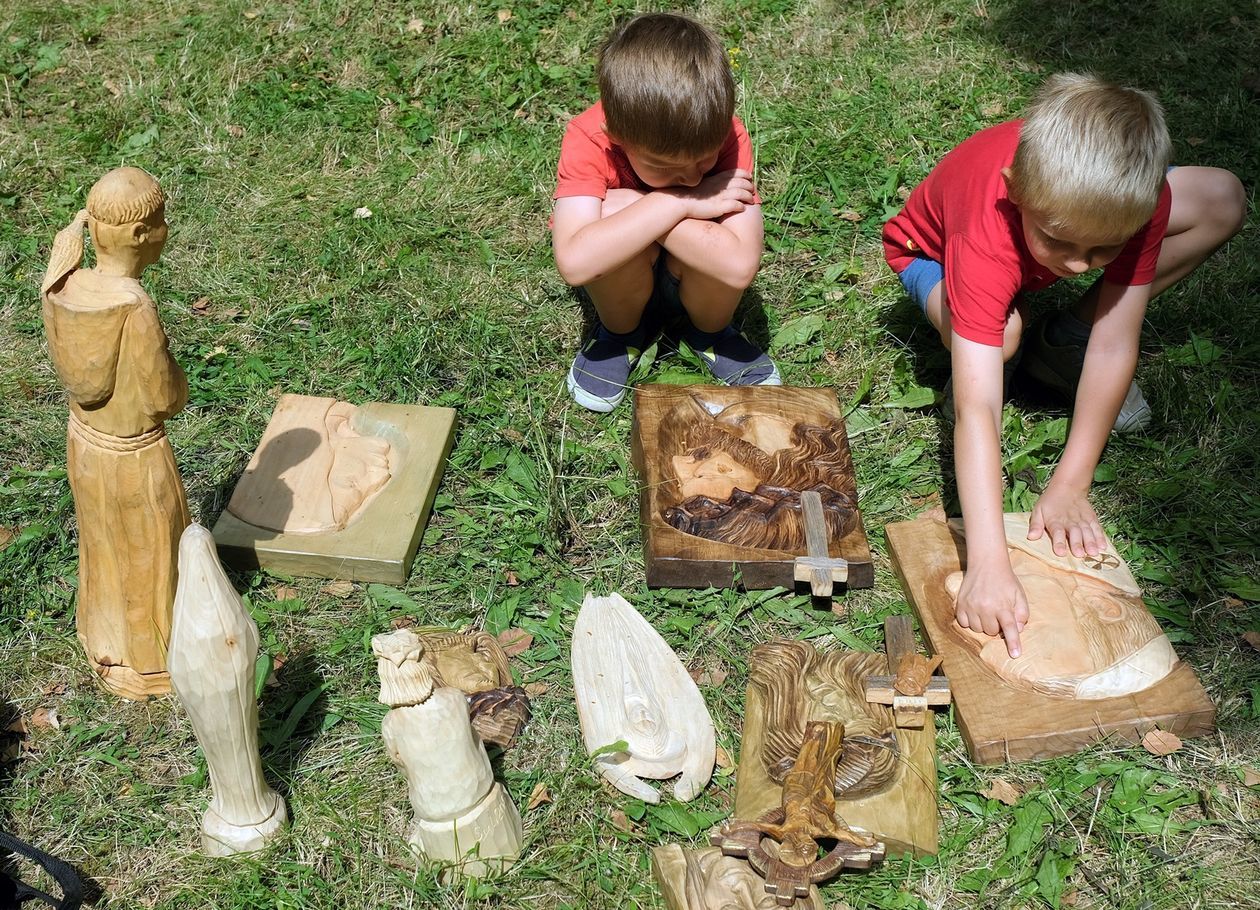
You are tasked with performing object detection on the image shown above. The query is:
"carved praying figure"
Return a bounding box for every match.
[41,167,190,699]
[659,394,859,553]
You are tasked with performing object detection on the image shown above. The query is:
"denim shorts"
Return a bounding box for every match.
[896,256,944,314]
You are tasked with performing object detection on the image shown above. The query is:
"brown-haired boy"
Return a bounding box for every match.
[883,73,1245,657]
[552,13,778,412]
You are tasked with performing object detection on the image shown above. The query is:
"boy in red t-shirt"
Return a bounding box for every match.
[552,13,778,412]
[883,73,1244,657]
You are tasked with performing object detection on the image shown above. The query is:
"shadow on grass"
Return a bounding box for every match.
[257,651,328,799]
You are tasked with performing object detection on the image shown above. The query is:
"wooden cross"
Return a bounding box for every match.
[863,615,951,729]
[793,491,848,600]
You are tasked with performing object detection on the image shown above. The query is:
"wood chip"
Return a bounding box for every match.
[272,585,298,601]
[225,124,245,138]
[715,745,733,770]
[504,569,519,586]
[1242,631,1260,652]
[320,581,355,598]
[523,681,549,698]
[981,777,1022,806]
[838,210,863,222]
[1142,729,1183,756]
[243,9,260,19]
[406,18,424,34]
[525,781,552,812]
[5,718,27,735]
[1242,767,1260,787]
[191,296,212,315]
[497,628,533,657]
[30,708,59,731]
[103,78,122,97]
[352,206,372,219]
[496,9,513,22]
[609,808,631,832]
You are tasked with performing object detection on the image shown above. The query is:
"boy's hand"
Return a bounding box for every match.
[1028,482,1106,558]
[953,562,1029,658]
[665,168,756,221]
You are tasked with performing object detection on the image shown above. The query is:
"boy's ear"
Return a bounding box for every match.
[1000,166,1018,203]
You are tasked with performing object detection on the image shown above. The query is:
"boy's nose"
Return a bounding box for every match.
[676,169,703,187]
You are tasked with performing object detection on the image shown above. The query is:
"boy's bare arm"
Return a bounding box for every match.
[952,333,1029,658]
[551,170,754,287]
[659,203,764,291]
[1030,281,1148,556]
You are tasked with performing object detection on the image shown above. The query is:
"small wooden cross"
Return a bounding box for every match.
[793,491,848,602]
[863,615,951,728]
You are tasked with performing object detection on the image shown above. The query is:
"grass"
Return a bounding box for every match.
[1,0,1258,907]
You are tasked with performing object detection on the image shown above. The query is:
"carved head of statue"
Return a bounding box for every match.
[945,547,1177,699]
[87,167,168,272]
[683,849,793,910]
[418,631,510,694]
[372,629,434,708]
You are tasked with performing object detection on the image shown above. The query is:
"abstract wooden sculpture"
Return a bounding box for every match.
[213,393,455,584]
[418,630,530,749]
[887,512,1216,763]
[714,721,884,905]
[651,845,824,910]
[734,639,938,856]
[169,523,287,856]
[632,385,873,591]
[571,592,715,803]
[374,629,523,876]
[41,167,191,699]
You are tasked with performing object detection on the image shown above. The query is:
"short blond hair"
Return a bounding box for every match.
[1010,73,1170,243]
[598,13,735,157]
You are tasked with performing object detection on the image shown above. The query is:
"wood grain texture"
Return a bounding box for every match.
[631,385,873,591]
[651,845,824,910]
[733,644,938,857]
[213,399,455,583]
[886,514,1216,764]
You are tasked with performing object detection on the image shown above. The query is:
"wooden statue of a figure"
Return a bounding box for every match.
[41,167,190,699]
[169,524,287,855]
[374,629,523,876]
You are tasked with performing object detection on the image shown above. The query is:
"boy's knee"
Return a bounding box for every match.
[1213,171,1248,239]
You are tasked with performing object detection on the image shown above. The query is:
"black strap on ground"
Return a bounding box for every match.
[0,830,83,910]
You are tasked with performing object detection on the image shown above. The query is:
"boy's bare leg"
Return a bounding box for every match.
[669,252,743,332]
[924,281,1026,361]
[1072,166,1246,321]
[583,244,658,333]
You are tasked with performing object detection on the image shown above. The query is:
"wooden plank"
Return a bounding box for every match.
[213,400,456,584]
[883,615,918,666]
[886,514,1216,764]
[733,646,937,857]
[631,384,873,591]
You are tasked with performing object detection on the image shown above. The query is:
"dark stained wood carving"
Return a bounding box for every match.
[886,513,1216,764]
[631,385,873,590]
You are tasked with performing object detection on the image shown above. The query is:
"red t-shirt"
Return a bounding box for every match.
[883,120,1171,346]
[553,101,760,204]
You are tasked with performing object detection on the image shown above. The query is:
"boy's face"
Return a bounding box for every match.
[1019,210,1128,279]
[619,142,722,189]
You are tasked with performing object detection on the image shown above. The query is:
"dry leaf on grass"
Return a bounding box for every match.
[320,581,355,598]
[697,666,728,687]
[30,708,59,731]
[497,628,533,656]
[838,210,863,222]
[225,124,245,138]
[1241,631,1260,652]
[17,379,34,400]
[496,9,513,23]
[715,745,733,770]
[609,808,631,832]
[1142,729,1183,756]
[406,18,424,34]
[523,682,549,698]
[5,718,27,735]
[526,781,552,812]
[40,682,67,697]
[1241,767,1260,787]
[103,78,122,97]
[982,777,1022,806]
[390,615,416,630]
[191,296,212,315]
[272,585,299,602]
[0,528,15,551]
[504,569,520,586]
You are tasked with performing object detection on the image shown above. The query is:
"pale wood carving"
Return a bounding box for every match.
[632,385,873,590]
[374,629,522,876]
[169,524,287,855]
[227,396,395,533]
[41,167,191,700]
[571,592,715,803]
[651,845,824,910]
[886,512,1216,763]
[792,490,849,599]
[862,615,951,729]
[714,721,884,904]
[418,630,530,749]
[734,639,937,856]
[213,395,456,584]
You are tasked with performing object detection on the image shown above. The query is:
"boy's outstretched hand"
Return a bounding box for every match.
[666,168,756,221]
[951,562,1029,658]
[1028,481,1107,558]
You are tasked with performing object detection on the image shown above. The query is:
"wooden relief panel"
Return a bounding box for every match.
[733,640,938,857]
[886,513,1216,764]
[213,394,455,584]
[631,385,873,590]
[651,845,824,910]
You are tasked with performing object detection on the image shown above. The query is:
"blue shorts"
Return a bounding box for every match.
[896,256,944,314]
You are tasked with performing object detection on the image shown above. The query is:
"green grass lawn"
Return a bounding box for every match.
[2,1,1258,907]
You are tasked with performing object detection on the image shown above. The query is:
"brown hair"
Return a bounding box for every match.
[1009,73,1170,244]
[598,13,735,157]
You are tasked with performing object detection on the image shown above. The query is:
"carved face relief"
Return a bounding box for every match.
[684,850,792,910]
[672,449,762,501]
[946,546,1177,699]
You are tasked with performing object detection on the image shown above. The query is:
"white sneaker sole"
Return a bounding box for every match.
[566,363,625,413]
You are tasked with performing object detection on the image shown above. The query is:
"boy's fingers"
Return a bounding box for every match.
[1002,617,1022,658]
[1050,524,1069,557]
[1027,509,1045,540]
[1068,525,1086,558]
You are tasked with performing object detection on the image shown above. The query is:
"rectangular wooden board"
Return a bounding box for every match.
[733,669,938,857]
[886,514,1216,764]
[631,384,873,590]
[213,400,456,584]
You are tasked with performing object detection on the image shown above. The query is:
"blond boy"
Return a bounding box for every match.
[552,13,778,412]
[883,73,1245,657]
